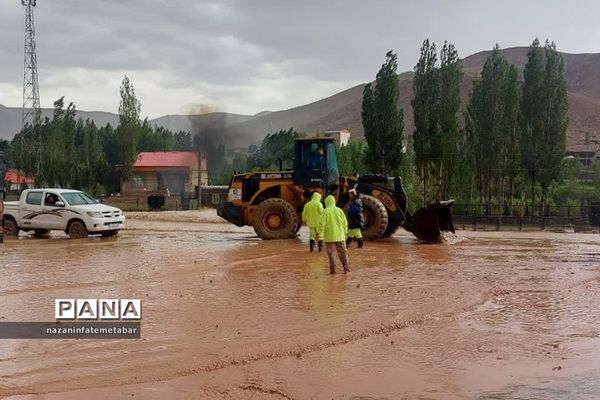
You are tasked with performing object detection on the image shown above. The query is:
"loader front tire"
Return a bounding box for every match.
[253,198,299,240]
[358,195,388,241]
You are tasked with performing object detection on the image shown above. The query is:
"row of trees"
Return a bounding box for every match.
[360,38,569,211]
[2,40,572,211]
[6,76,192,194]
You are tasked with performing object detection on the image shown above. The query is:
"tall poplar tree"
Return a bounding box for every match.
[520,39,568,211]
[362,50,404,174]
[538,41,568,209]
[412,39,438,203]
[520,39,546,207]
[465,45,521,210]
[117,76,142,178]
[437,41,463,198]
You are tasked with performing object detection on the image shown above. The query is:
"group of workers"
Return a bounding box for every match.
[302,189,364,274]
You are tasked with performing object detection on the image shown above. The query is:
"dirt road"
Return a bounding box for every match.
[1,212,600,399]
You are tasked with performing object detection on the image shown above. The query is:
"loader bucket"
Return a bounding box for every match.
[409,200,455,243]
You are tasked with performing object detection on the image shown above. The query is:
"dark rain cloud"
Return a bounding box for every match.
[1,0,600,116]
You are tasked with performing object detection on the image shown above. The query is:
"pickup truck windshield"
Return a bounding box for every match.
[62,192,97,206]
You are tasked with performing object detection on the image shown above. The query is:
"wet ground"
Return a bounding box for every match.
[1,211,600,399]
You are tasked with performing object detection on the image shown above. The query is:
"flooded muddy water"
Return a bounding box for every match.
[1,215,600,399]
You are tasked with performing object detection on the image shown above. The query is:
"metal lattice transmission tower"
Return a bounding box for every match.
[22,0,41,129]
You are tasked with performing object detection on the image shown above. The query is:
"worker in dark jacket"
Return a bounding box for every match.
[346,189,364,248]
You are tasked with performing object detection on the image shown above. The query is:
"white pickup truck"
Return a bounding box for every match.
[2,189,125,238]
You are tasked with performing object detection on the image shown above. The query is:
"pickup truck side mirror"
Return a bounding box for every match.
[55,201,65,208]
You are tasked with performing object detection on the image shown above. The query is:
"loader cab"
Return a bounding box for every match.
[293,138,339,190]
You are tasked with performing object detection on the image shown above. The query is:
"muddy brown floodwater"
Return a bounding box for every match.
[1,212,600,399]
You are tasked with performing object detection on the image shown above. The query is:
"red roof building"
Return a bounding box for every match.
[133,152,201,169]
[121,151,208,196]
[5,169,35,191]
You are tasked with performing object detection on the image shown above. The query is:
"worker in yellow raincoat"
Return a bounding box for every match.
[319,195,350,274]
[302,192,324,252]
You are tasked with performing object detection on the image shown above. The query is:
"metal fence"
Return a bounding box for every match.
[451,202,600,231]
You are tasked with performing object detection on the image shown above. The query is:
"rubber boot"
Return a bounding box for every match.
[318,240,323,252]
[310,239,315,252]
[330,265,336,274]
[346,237,352,246]
[357,238,364,248]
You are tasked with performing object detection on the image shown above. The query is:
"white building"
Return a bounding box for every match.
[323,130,351,146]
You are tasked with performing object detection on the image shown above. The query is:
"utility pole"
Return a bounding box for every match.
[22,0,41,128]
[22,0,42,178]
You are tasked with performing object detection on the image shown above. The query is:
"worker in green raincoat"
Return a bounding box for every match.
[319,195,350,274]
[302,192,324,252]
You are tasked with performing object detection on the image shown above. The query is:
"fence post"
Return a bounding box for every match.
[496,216,500,231]
[473,215,477,231]
[519,217,523,232]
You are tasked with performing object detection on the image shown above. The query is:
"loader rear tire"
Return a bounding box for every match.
[354,195,388,241]
[253,198,299,240]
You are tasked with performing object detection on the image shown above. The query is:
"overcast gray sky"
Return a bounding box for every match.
[1,0,599,118]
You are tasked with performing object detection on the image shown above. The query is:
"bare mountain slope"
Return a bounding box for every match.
[2,47,600,148]
[224,47,600,148]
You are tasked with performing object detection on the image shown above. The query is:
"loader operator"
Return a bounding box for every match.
[309,146,325,170]
[302,192,324,252]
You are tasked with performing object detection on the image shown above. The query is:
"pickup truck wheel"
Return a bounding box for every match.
[3,218,19,236]
[68,220,88,239]
[34,229,50,237]
[101,230,118,237]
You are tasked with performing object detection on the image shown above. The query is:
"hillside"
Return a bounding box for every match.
[0,105,257,142]
[3,47,600,149]
[223,47,600,148]
[0,105,120,140]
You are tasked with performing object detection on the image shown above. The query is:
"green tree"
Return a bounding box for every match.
[362,50,404,174]
[247,128,297,171]
[538,41,568,209]
[338,141,367,176]
[174,131,192,150]
[465,45,521,211]
[117,76,142,178]
[40,97,78,187]
[520,39,568,211]
[437,42,463,199]
[412,39,439,204]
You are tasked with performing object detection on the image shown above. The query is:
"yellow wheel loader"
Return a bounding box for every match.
[217,137,454,243]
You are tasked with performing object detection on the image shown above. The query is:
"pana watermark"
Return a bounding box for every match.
[55,299,142,320]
